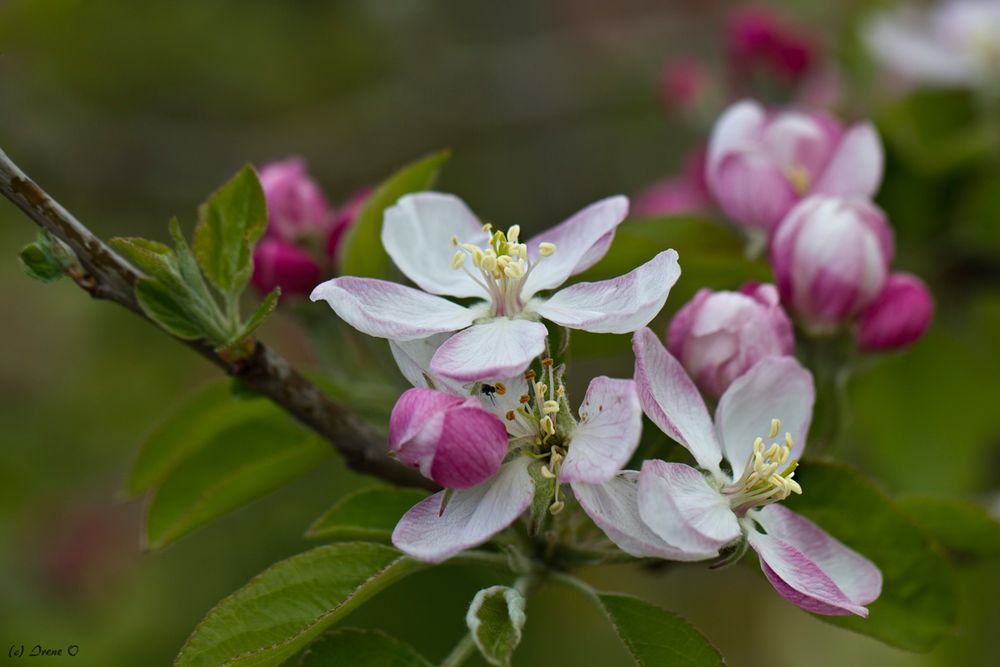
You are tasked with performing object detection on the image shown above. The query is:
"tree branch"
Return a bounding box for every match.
[0,147,432,490]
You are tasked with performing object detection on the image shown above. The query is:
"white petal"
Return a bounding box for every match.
[706,100,766,190]
[521,196,629,298]
[632,328,723,473]
[382,192,490,298]
[310,277,479,341]
[637,460,740,554]
[572,473,716,561]
[715,356,815,480]
[813,123,884,198]
[391,457,533,563]
[560,377,642,484]
[430,317,548,382]
[389,334,466,393]
[532,250,681,334]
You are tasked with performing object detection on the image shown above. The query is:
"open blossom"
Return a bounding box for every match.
[574,329,882,616]
[770,195,894,333]
[388,339,643,562]
[667,283,794,398]
[856,273,934,351]
[863,0,1000,89]
[311,193,680,382]
[706,100,883,235]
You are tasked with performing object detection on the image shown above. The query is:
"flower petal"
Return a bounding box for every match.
[389,333,465,393]
[521,196,629,298]
[715,356,814,479]
[310,277,480,340]
[637,460,740,554]
[430,318,548,382]
[431,406,510,489]
[746,505,881,616]
[560,377,642,484]
[572,473,716,561]
[382,192,491,298]
[712,152,798,232]
[532,250,681,334]
[391,457,534,563]
[632,328,723,473]
[813,122,883,199]
[706,99,766,185]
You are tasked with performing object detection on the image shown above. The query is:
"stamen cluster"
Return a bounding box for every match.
[724,418,802,515]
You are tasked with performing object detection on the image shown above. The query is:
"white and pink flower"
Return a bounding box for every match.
[706,100,883,236]
[574,328,882,616]
[667,282,795,398]
[311,193,680,382]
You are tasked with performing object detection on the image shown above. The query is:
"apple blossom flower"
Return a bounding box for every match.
[389,388,509,489]
[311,193,680,382]
[251,238,323,297]
[770,195,894,333]
[667,283,794,398]
[574,329,882,616]
[258,158,333,245]
[856,272,934,351]
[863,0,1000,89]
[706,100,884,235]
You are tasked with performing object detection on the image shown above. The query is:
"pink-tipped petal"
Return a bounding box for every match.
[560,377,642,484]
[637,460,741,554]
[532,250,680,334]
[382,192,491,299]
[572,473,716,561]
[856,272,934,351]
[431,407,509,489]
[746,505,882,616]
[310,277,480,341]
[715,356,814,479]
[706,100,767,185]
[813,122,884,198]
[521,196,629,298]
[713,152,799,232]
[392,457,533,563]
[429,318,548,382]
[632,328,723,473]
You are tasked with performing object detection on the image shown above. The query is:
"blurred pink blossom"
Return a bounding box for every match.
[251,238,323,297]
[258,158,333,244]
[857,273,934,351]
[660,57,709,111]
[726,7,815,83]
[633,150,711,218]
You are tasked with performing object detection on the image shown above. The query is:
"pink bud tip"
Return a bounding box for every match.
[257,157,333,244]
[251,239,323,297]
[857,273,933,351]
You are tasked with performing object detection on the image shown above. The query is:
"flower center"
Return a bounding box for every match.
[451,224,556,317]
[724,418,802,515]
[785,164,811,196]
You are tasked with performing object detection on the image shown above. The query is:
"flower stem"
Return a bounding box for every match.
[440,633,476,667]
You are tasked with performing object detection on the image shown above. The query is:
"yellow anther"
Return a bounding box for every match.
[482,223,493,233]
[507,225,521,243]
[753,437,765,455]
[542,400,560,414]
[540,465,556,479]
[549,500,565,514]
[524,369,536,380]
[519,394,531,404]
[769,419,781,439]
[451,235,459,246]
[550,450,563,465]
[505,410,515,420]
[541,416,555,436]
[451,251,465,269]
[556,385,565,397]
[534,382,547,397]
[785,432,794,449]
[494,382,506,395]
[541,357,554,367]
[481,255,497,272]
[504,263,524,280]
[539,242,556,256]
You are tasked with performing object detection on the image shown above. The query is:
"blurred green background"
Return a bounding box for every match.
[1,1,998,665]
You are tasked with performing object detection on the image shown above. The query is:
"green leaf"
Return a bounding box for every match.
[194,164,267,295]
[145,413,329,549]
[782,462,956,651]
[127,382,276,495]
[339,150,450,278]
[176,543,423,667]
[899,496,1000,560]
[305,486,427,542]
[297,629,430,667]
[19,230,76,282]
[466,586,526,667]
[110,236,179,282]
[224,286,280,350]
[134,277,208,340]
[594,593,724,667]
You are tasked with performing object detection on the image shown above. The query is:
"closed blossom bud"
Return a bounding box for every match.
[326,187,372,262]
[726,7,815,83]
[706,100,883,235]
[258,158,332,244]
[667,283,795,397]
[770,195,894,333]
[857,273,934,351]
[659,57,709,111]
[389,388,508,489]
[251,238,323,297]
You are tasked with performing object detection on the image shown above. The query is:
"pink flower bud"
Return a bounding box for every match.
[667,283,795,397]
[726,7,815,82]
[706,100,883,234]
[857,273,933,351]
[389,388,508,489]
[634,150,711,218]
[258,158,332,244]
[660,58,709,111]
[326,187,372,262]
[770,196,894,333]
[251,238,323,297]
